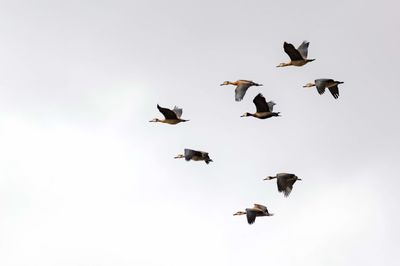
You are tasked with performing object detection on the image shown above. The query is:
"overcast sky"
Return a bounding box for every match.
[0,1,399,265]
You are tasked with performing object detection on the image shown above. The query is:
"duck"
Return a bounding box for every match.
[220,80,263,101]
[303,79,344,99]
[264,173,302,197]
[277,41,315,67]
[233,204,274,224]
[174,149,213,164]
[241,93,280,119]
[149,104,189,124]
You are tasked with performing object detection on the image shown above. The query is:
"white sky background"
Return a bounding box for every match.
[0,0,399,265]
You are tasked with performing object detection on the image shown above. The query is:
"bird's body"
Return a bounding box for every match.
[234,204,273,224]
[264,173,302,197]
[220,80,263,101]
[303,79,344,99]
[174,149,213,164]
[150,105,189,124]
[277,41,315,67]
[241,93,280,119]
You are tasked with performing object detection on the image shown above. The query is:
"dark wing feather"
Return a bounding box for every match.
[328,85,339,99]
[246,209,257,225]
[315,79,330,95]
[284,42,304,61]
[277,174,297,197]
[157,104,178,120]
[184,149,195,161]
[253,93,270,113]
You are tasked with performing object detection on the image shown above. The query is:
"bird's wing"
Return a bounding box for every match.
[235,83,251,101]
[246,209,257,224]
[284,42,304,61]
[253,93,270,113]
[328,85,340,99]
[315,79,330,95]
[253,204,267,212]
[277,175,296,197]
[267,101,276,111]
[297,41,310,59]
[173,106,183,118]
[157,105,178,119]
[184,149,196,161]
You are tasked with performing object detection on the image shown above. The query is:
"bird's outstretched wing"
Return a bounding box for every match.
[157,105,178,119]
[173,106,183,118]
[297,41,309,59]
[284,42,304,61]
[235,83,251,101]
[184,149,196,161]
[246,209,257,224]
[253,204,268,212]
[315,79,329,95]
[253,93,270,113]
[267,101,276,111]
[277,174,297,197]
[328,85,339,99]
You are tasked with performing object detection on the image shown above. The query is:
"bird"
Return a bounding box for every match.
[149,104,189,124]
[241,93,280,119]
[277,41,315,67]
[264,173,302,197]
[233,204,274,225]
[303,79,344,99]
[220,80,263,101]
[174,149,213,164]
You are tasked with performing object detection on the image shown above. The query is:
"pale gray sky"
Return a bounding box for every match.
[0,1,399,265]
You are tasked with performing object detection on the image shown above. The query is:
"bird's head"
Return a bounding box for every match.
[307,59,316,63]
[276,62,287,67]
[240,112,252,117]
[220,81,230,86]
[174,154,185,159]
[302,82,315,88]
[263,176,274,180]
[233,211,247,216]
[149,118,160,122]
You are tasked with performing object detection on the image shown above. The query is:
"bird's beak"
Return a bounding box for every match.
[297,178,302,181]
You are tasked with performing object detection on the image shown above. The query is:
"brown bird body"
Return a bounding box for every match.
[234,204,273,224]
[149,104,189,125]
[220,80,263,101]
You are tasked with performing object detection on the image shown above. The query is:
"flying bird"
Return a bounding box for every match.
[174,149,213,164]
[277,41,315,67]
[220,80,263,101]
[233,204,274,225]
[264,173,302,197]
[149,104,189,124]
[241,93,280,119]
[303,79,344,99]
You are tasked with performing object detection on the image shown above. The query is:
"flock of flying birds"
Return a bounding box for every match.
[150,41,344,225]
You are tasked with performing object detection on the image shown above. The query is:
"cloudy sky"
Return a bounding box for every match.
[0,1,399,265]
